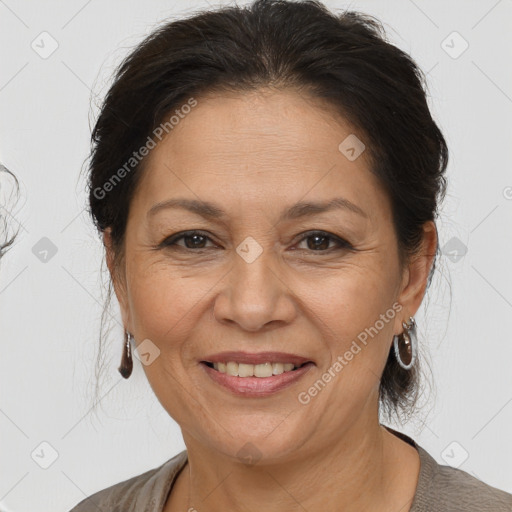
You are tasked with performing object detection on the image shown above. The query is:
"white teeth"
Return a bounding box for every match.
[238,363,254,377]
[212,361,300,377]
[226,361,239,376]
[254,362,273,377]
[272,362,284,375]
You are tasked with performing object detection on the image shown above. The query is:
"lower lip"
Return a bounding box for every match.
[201,362,314,397]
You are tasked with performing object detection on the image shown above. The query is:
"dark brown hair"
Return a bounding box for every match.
[0,164,19,258]
[87,0,448,422]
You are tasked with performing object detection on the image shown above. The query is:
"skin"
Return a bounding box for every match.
[104,87,437,512]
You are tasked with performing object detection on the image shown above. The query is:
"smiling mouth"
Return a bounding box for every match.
[201,361,309,377]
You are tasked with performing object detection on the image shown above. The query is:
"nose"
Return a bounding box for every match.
[212,246,297,332]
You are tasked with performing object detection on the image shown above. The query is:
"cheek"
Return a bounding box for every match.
[301,263,397,342]
[295,270,398,427]
[124,260,207,351]
[300,264,399,413]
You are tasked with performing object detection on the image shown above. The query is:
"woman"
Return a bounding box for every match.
[71,0,512,510]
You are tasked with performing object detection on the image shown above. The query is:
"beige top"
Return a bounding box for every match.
[69,426,512,511]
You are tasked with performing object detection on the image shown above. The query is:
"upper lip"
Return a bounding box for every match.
[201,351,313,366]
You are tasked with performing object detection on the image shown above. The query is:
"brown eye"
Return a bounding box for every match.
[160,231,216,250]
[295,231,352,252]
[181,233,209,249]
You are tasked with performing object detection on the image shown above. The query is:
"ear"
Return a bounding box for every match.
[394,221,438,334]
[103,228,131,330]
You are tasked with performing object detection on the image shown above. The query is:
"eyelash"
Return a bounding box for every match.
[159,230,354,254]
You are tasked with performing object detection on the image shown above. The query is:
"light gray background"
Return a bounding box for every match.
[1,1,511,511]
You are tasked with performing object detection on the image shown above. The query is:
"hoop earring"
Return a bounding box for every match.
[118,331,133,379]
[393,316,417,371]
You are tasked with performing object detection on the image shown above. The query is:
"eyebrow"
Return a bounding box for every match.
[147,196,368,221]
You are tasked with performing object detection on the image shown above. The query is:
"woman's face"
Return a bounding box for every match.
[109,88,426,462]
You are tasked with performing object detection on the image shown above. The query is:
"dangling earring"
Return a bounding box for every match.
[393,316,417,370]
[118,331,133,379]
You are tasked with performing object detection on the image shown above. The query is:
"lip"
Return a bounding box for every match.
[199,352,315,397]
[201,351,313,366]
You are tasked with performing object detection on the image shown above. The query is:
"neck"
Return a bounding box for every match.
[168,412,418,512]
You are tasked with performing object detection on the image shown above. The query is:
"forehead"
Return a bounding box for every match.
[156,87,363,161]
[134,88,390,224]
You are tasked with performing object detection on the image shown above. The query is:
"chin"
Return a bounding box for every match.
[193,416,312,465]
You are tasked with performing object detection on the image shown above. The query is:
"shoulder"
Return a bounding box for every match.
[68,450,188,512]
[413,444,512,512]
